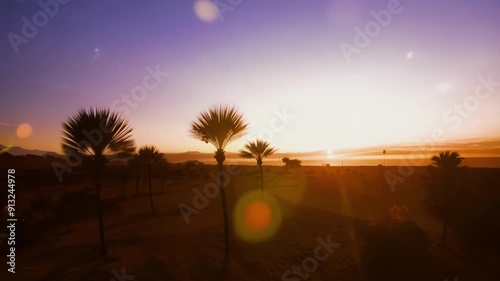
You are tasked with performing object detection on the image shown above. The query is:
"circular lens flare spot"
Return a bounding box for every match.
[244,200,272,231]
[194,0,219,23]
[233,190,282,243]
[16,123,32,138]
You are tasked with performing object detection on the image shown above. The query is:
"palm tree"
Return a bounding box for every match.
[431,151,463,245]
[157,158,169,193]
[117,168,129,198]
[239,139,277,194]
[61,108,135,255]
[190,105,248,280]
[137,145,164,214]
[128,154,142,196]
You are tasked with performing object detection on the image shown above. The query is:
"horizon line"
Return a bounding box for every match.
[2,136,500,155]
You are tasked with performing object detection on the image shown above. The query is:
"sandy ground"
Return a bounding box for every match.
[3,165,499,281]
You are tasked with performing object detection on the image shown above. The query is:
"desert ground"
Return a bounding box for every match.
[2,164,499,281]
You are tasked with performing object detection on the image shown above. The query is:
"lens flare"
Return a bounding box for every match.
[194,0,219,23]
[0,133,14,154]
[16,123,32,138]
[233,190,282,243]
[244,200,272,231]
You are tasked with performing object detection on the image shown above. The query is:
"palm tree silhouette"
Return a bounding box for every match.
[190,105,248,280]
[117,168,129,198]
[127,155,142,196]
[239,139,277,194]
[431,151,463,245]
[157,158,169,193]
[137,145,164,214]
[61,108,135,255]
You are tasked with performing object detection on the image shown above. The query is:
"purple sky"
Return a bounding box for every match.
[1,0,499,153]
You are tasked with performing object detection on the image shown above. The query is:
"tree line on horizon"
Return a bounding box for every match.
[57,105,466,281]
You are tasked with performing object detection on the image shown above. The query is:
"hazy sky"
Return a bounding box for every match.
[1,0,499,154]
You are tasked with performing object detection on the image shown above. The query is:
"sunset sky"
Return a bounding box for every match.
[1,0,499,154]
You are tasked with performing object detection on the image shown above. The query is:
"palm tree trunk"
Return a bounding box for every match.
[94,171,107,256]
[148,161,154,213]
[135,176,140,196]
[259,164,264,195]
[381,166,385,200]
[217,159,230,281]
[442,180,449,245]
[442,211,448,245]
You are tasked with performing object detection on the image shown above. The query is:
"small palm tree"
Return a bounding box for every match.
[431,151,463,245]
[137,145,164,214]
[117,168,129,198]
[239,139,277,194]
[190,105,248,280]
[128,154,142,196]
[157,158,169,193]
[61,108,135,255]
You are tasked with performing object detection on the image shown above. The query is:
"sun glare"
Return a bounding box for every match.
[324,149,336,160]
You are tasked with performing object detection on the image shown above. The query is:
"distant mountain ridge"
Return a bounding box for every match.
[2,138,500,163]
[0,144,64,158]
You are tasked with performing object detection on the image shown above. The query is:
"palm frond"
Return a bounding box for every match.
[137,145,164,164]
[190,105,248,150]
[238,139,277,161]
[431,150,463,169]
[61,108,136,165]
[238,150,254,159]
